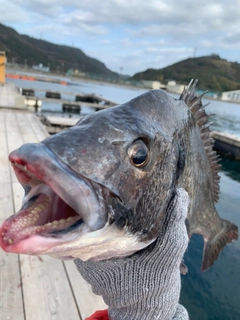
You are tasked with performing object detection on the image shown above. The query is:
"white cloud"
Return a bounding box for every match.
[1,0,240,74]
[0,1,30,23]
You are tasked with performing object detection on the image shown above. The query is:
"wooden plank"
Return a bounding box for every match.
[16,112,35,135]
[5,112,20,135]
[14,113,45,144]
[0,112,25,320]
[12,182,24,213]
[0,252,25,320]
[64,261,107,319]
[5,112,24,152]
[16,113,48,141]
[6,125,24,184]
[0,112,5,132]
[0,132,11,183]
[27,114,49,142]
[0,182,25,320]
[20,256,81,320]
[0,182,14,224]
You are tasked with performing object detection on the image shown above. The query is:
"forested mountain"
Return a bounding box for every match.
[132,54,240,92]
[0,23,119,78]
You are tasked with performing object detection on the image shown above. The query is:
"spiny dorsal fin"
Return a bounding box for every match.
[179,79,221,203]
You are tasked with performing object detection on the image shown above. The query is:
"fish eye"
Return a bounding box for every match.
[128,140,149,168]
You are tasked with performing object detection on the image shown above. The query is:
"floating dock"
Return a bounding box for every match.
[19,88,117,113]
[40,115,79,134]
[0,110,107,320]
[211,131,240,160]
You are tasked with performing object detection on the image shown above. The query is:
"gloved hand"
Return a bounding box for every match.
[75,188,189,320]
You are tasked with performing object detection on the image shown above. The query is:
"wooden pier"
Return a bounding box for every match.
[0,111,107,320]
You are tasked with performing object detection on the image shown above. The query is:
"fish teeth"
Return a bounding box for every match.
[31,209,39,215]
[2,237,14,244]
[38,204,47,210]
[46,222,52,227]
[42,216,77,228]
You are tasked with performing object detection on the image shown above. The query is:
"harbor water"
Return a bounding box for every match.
[7,76,240,319]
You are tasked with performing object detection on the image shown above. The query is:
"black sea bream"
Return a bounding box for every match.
[0,80,238,271]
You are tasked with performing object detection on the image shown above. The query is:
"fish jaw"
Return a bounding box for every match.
[0,142,110,258]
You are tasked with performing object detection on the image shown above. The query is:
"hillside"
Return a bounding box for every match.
[0,23,119,78]
[132,55,240,92]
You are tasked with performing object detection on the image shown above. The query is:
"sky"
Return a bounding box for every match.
[1,0,240,76]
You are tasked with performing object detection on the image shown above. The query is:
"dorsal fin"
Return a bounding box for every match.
[179,79,221,203]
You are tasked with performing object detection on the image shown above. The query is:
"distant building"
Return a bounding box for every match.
[166,81,185,94]
[32,63,49,72]
[140,80,187,94]
[221,90,240,102]
[67,69,85,77]
[140,80,166,90]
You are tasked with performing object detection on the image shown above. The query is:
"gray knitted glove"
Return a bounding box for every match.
[75,188,189,320]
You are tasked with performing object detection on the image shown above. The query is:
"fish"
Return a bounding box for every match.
[0,79,238,271]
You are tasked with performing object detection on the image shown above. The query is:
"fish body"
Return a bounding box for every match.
[0,80,238,270]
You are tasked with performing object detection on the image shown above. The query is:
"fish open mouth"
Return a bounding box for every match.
[0,143,108,259]
[1,184,83,246]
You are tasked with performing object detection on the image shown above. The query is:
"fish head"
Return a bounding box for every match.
[0,89,191,261]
